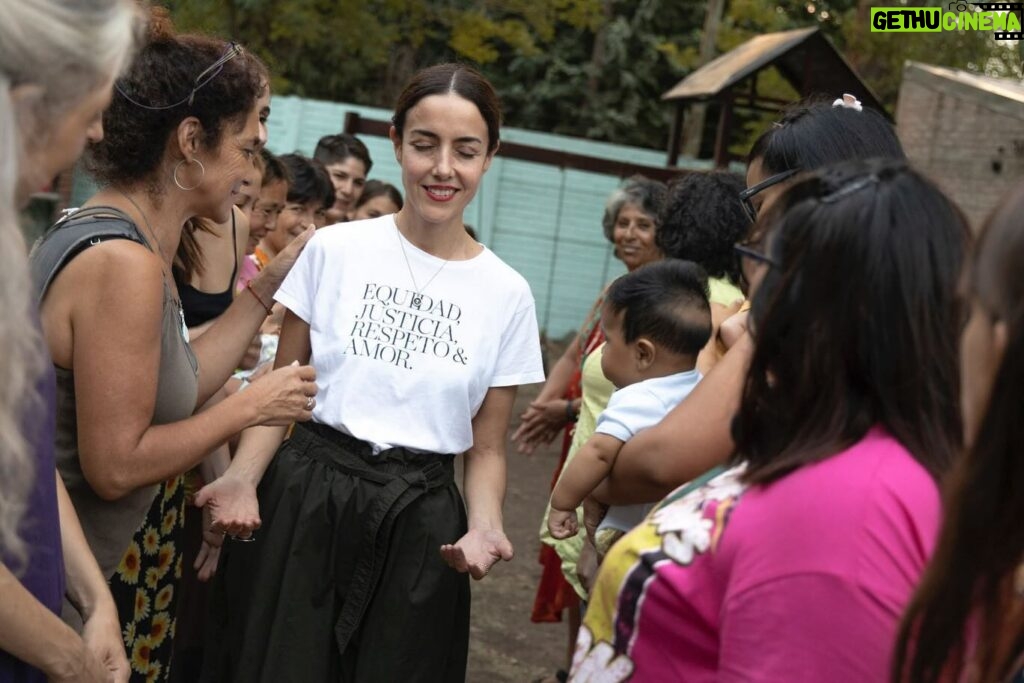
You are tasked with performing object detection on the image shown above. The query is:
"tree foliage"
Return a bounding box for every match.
[162,0,1023,152]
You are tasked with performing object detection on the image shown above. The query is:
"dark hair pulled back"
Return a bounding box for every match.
[392,63,501,154]
[748,96,905,175]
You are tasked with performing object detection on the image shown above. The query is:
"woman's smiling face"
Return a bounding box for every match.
[391,93,493,231]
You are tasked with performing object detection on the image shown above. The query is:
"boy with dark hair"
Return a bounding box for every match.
[313,133,372,223]
[255,154,333,269]
[548,259,712,555]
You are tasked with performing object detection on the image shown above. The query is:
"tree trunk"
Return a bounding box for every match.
[681,0,726,159]
[586,0,615,102]
[384,43,417,109]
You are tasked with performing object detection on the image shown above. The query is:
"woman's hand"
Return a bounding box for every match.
[194,503,224,581]
[241,360,317,426]
[512,399,571,455]
[258,224,315,289]
[575,538,599,595]
[440,528,514,580]
[719,309,750,351]
[77,601,129,683]
[48,646,112,683]
[194,475,261,538]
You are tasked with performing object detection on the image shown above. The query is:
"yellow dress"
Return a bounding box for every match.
[539,343,615,599]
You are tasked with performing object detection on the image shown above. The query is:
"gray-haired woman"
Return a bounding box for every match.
[0,1,139,681]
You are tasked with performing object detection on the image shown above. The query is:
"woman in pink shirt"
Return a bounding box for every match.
[893,184,1024,682]
[571,159,969,682]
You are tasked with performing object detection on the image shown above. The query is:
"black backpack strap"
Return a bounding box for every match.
[29,205,148,303]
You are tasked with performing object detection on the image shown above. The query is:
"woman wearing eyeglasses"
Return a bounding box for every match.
[592,95,907,509]
[574,158,967,682]
[32,11,317,680]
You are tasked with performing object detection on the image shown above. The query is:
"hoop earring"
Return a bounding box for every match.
[173,158,205,191]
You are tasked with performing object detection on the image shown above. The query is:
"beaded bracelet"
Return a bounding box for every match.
[565,399,578,423]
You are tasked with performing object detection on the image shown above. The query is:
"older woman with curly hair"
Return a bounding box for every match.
[32,11,317,680]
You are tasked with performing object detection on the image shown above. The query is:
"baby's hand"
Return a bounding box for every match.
[548,508,579,539]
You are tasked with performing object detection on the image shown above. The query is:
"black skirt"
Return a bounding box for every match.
[203,422,470,682]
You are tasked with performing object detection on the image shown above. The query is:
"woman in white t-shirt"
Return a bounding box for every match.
[198,63,545,683]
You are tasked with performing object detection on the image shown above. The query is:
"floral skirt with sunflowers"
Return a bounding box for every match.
[110,475,186,682]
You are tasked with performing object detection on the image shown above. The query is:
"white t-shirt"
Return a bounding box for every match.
[596,368,702,533]
[275,215,545,454]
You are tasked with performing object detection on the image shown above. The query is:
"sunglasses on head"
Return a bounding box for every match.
[115,41,244,111]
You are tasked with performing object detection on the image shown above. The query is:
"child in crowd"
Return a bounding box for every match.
[238,154,330,386]
[234,164,261,221]
[314,132,372,223]
[352,179,403,220]
[548,259,711,555]
[237,149,289,293]
[253,153,332,270]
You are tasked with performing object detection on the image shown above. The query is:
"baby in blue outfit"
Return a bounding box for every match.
[548,259,712,556]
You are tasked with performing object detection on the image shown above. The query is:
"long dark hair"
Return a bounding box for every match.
[893,184,1024,683]
[732,159,968,485]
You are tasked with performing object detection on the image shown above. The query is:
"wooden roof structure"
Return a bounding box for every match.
[662,27,888,167]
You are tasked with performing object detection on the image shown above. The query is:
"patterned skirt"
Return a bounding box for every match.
[108,475,186,682]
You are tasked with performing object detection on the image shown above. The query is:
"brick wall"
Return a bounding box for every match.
[896,62,1024,231]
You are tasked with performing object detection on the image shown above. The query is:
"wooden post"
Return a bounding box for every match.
[801,41,814,95]
[667,103,684,167]
[713,91,733,168]
[681,0,726,158]
[343,111,361,135]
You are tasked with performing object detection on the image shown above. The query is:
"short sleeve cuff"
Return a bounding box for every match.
[273,288,311,324]
[594,419,633,442]
[490,370,546,388]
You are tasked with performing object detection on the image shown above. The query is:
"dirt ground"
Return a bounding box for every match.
[460,381,575,683]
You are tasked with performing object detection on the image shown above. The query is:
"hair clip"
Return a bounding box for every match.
[819,173,879,204]
[832,93,863,112]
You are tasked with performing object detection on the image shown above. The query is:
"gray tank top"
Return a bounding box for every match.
[54,263,199,580]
